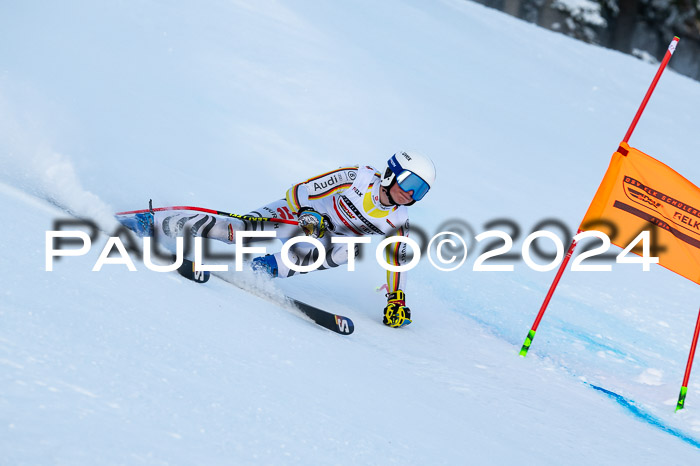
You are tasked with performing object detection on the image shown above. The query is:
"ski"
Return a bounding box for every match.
[210,267,354,335]
[165,254,354,334]
[286,296,354,335]
[115,206,354,335]
[175,258,354,334]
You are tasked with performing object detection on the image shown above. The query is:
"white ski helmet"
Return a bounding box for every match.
[381,150,436,204]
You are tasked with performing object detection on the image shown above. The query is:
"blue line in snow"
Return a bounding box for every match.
[558,325,627,358]
[587,383,700,450]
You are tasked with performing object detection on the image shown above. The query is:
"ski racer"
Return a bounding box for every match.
[151,151,436,328]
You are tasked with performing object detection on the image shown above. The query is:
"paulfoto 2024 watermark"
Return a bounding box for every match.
[44,218,663,274]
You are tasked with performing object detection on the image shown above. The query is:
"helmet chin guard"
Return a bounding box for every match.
[381,176,407,206]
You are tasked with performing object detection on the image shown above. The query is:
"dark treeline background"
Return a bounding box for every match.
[474,0,700,80]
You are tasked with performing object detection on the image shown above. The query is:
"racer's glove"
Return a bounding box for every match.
[297,207,332,239]
[383,290,412,328]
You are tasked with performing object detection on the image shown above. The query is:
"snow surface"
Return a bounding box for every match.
[2,0,700,464]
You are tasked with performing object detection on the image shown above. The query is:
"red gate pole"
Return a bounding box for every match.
[520,37,681,358]
[676,306,700,411]
[623,37,679,143]
[519,230,581,356]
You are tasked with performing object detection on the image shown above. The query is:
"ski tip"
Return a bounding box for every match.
[289,297,354,335]
[334,315,354,335]
[177,258,210,283]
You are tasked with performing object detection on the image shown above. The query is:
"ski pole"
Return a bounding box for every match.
[212,208,299,226]
[116,204,300,226]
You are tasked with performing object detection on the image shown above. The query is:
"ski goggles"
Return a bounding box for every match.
[388,155,431,201]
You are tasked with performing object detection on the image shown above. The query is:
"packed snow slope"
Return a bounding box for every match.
[2,0,700,464]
